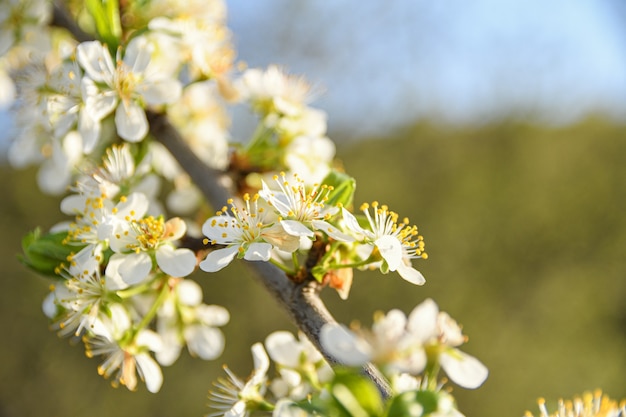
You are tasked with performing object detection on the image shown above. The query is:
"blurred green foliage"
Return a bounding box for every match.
[1,117,625,417]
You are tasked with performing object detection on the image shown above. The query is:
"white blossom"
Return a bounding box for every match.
[156,279,229,366]
[86,304,164,393]
[321,299,488,390]
[199,194,300,272]
[208,343,270,417]
[77,37,182,145]
[342,201,427,285]
[259,172,353,242]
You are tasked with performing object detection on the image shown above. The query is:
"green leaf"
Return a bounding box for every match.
[322,171,356,208]
[311,265,326,283]
[330,368,384,417]
[19,229,81,279]
[385,390,439,417]
[85,0,122,51]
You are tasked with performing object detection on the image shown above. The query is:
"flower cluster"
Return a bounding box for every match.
[208,330,332,417]
[3,0,232,196]
[209,325,473,417]
[39,145,229,392]
[526,390,626,417]
[1,2,513,416]
[321,299,488,391]
[233,65,335,185]
[199,172,428,297]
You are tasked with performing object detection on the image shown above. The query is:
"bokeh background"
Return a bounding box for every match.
[1,1,626,417]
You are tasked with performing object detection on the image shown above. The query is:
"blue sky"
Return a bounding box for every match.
[227,0,626,135]
[2,1,625,147]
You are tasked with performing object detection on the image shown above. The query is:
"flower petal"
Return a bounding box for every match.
[135,353,164,393]
[199,246,239,272]
[397,262,426,285]
[280,219,314,238]
[118,252,153,286]
[320,323,371,366]
[184,324,225,360]
[439,349,489,389]
[341,207,367,237]
[311,219,354,242]
[265,331,300,368]
[243,242,272,261]
[115,100,148,142]
[250,342,270,383]
[141,78,182,105]
[375,235,402,271]
[407,298,439,342]
[202,215,239,244]
[156,245,196,277]
[76,41,114,83]
[176,279,203,306]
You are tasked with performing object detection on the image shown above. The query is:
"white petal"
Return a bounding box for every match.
[281,219,314,237]
[83,81,118,120]
[397,349,428,375]
[60,194,87,215]
[37,159,71,195]
[141,78,182,105]
[184,325,225,360]
[115,100,148,142]
[311,219,354,242]
[397,262,426,285]
[202,215,239,244]
[273,399,311,417]
[156,245,196,277]
[407,298,439,342]
[136,329,164,352]
[199,246,239,272]
[135,353,164,393]
[243,242,272,261]
[124,36,151,74]
[155,328,182,366]
[176,279,203,306]
[42,292,57,318]
[439,349,489,389]
[341,207,367,236]
[118,252,153,286]
[372,309,407,342]
[265,331,300,368]
[195,305,230,326]
[115,192,150,220]
[250,342,270,380]
[78,109,101,154]
[320,323,371,366]
[76,41,114,83]
[375,235,403,271]
[105,254,130,290]
[259,184,291,217]
[225,401,246,417]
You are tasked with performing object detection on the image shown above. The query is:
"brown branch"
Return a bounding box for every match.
[146,111,392,398]
[51,2,92,42]
[53,3,392,399]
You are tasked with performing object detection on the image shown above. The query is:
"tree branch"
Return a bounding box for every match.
[52,3,392,398]
[146,111,392,398]
[51,1,92,42]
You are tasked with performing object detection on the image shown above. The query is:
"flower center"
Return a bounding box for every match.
[131,216,165,250]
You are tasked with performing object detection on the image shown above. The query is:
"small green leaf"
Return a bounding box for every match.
[19,229,81,279]
[331,368,384,417]
[385,390,439,417]
[322,171,356,208]
[311,265,326,282]
[86,0,122,51]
